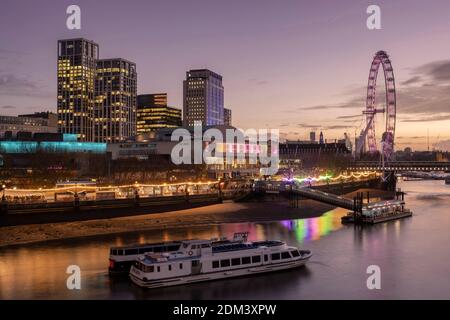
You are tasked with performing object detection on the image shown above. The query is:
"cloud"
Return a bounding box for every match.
[1,105,16,109]
[297,123,321,130]
[401,114,450,123]
[295,59,450,126]
[336,114,362,120]
[324,125,353,130]
[248,78,268,86]
[401,76,422,86]
[299,102,361,111]
[296,123,352,130]
[397,136,426,139]
[0,73,37,89]
[0,71,52,98]
[412,60,450,83]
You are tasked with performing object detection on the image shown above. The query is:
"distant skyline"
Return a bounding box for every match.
[2,0,450,150]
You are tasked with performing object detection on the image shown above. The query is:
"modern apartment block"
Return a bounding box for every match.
[224,108,232,126]
[95,59,137,142]
[57,38,137,142]
[136,93,182,134]
[57,38,99,141]
[183,69,224,127]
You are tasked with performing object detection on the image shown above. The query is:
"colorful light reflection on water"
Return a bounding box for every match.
[280,209,345,243]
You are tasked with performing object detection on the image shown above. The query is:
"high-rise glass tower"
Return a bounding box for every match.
[183,69,224,126]
[95,59,137,142]
[57,38,99,141]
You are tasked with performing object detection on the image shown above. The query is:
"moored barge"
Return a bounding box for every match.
[341,199,412,224]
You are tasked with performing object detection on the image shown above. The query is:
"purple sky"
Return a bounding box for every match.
[2,0,450,150]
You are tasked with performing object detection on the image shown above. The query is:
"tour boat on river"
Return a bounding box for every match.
[129,234,312,288]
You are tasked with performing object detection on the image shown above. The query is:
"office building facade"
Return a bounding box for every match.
[95,58,137,142]
[183,69,224,126]
[57,38,99,141]
[137,93,182,134]
[224,108,232,126]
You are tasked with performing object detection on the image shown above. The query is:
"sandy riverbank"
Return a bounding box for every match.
[0,188,391,247]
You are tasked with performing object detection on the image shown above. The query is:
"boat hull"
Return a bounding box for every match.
[130,254,311,289]
[341,211,412,225]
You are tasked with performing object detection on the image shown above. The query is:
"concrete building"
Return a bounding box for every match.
[279,140,351,169]
[0,114,58,139]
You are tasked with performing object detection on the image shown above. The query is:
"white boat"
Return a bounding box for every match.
[129,235,312,288]
[109,233,249,275]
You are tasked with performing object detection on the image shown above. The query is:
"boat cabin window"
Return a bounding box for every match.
[179,263,183,269]
[201,244,210,248]
[290,250,300,257]
[264,254,268,262]
[241,257,251,264]
[271,253,280,260]
[168,265,172,271]
[192,260,200,267]
[231,258,241,266]
[252,255,261,263]
[220,259,230,267]
[133,261,141,270]
[212,261,219,269]
[145,265,154,273]
[281,252,291,259]
[157,266,160,272]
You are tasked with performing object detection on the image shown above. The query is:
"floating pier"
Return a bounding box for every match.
[341,190,412,225]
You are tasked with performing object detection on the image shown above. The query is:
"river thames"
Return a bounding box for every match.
[1,180,449,299]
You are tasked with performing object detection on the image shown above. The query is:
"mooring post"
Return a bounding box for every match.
[218,182,223,203]
[185,188,190,203]
[0,192,7,215]
[73,192,80,211]
[134,188,140,206]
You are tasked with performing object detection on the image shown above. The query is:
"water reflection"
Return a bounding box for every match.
[280,208,345,243]
[1,180,450,299]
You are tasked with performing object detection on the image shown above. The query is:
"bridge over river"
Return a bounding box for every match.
[348,161,450,172]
